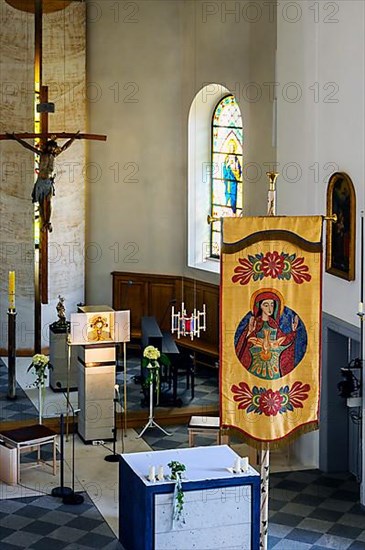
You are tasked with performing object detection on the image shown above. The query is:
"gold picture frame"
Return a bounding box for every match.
[326,172,356,281]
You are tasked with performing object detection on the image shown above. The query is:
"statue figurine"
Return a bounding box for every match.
[56,295,67,326]
[6,131,80,232]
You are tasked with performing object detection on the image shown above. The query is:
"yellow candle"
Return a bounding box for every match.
[8,271,15,309]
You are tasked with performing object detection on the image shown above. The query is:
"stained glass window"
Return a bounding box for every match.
[210,95,243,257]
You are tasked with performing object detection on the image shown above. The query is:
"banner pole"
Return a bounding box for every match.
[258,172,279,550]
[260,443,270,549]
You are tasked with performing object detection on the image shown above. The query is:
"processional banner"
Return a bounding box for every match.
[220,216,323,443]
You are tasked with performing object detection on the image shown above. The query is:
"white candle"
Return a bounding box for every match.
[359,302,364,314]
[233,457,241,473]
[148,465,156,482]
[157,465,164,481]
[240,457,249,472]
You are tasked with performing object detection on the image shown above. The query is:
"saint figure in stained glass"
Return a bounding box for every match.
[210,95,243,257]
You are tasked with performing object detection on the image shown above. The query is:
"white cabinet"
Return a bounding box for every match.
[77,344,116,443]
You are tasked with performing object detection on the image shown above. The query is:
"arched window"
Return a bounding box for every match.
[210,95,243,257]
[188,85,242,274]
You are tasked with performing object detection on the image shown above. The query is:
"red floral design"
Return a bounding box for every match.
[231,251,311,285]
[231,382,253,409]
[231,381,310,416]
[258,389,283,416]
[288,381,310,407]
[261,251,285,279]
[232,258,254,285]
[290,257,311,284]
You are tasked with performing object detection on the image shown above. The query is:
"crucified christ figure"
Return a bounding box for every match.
[6,131,80,232]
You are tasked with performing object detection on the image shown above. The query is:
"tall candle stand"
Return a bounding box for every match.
[7,307,17,400]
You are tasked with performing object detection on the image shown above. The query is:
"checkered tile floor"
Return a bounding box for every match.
[2,358,365,548]
[0,492,122,549]
[0,354,218,423]
[116,354,219,411]
[268,469,365,549]
[0,360,38,422]
[1,468,363,549]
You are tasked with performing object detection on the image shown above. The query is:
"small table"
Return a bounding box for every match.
[0,424,57,483]
[119,445,260,550]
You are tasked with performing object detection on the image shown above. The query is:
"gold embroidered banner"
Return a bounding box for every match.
[220,216,323,444]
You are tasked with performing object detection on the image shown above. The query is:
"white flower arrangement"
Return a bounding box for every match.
[143,345,161,362]
[27,354,52,388]
[141,346,170,405]
[27,354,52,424]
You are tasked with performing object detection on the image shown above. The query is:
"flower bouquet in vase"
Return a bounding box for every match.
[141,345,170,406]
[27,354,52,424]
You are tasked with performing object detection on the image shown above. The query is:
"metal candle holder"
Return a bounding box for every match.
[7,308,17,400]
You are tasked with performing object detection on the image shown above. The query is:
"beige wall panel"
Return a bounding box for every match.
[0,0,86,351]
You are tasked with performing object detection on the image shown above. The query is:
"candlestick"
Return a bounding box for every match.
[8,270,15,310]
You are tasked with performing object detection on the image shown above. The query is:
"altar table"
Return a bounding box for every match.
[119,444,260,550]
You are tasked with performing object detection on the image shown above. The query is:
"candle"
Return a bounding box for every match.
[233,457,241,473]
[8,271,15,310]
[240,457,249,472]
[359,302,364,314]
[148,465,156,482]
[157,465,164,481]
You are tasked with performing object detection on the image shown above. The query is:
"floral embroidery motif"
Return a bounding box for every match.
[232,251,311,285]
[231,380,310,416]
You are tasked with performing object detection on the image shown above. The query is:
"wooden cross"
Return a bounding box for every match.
[0,132,107,142]
[2,0,106,353]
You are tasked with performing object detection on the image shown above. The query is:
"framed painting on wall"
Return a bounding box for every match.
[326,172,356,281]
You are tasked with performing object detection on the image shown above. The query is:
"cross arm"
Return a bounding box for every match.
[0,132,107,141]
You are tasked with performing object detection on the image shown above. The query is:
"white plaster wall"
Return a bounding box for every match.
[277,0,365,327]
[277,0,365,467]
[86,0,276,304]
[0,0,86,351]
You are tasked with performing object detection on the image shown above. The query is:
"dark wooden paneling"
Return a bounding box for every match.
[112,272,219,359]
[113,275,148,337]
[148,280,176,331]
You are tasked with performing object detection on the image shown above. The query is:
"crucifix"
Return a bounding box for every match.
[0,0,106,353]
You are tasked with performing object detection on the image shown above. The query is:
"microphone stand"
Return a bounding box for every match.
[51,412,73,498]
[104,385,122,462]
[57,383,84,505]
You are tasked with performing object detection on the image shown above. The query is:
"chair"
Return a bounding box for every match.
[0,424,57,483]
[188,415,229,447]
[168,350,195,405]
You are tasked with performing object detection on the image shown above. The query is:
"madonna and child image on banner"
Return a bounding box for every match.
[220,216,322,444]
